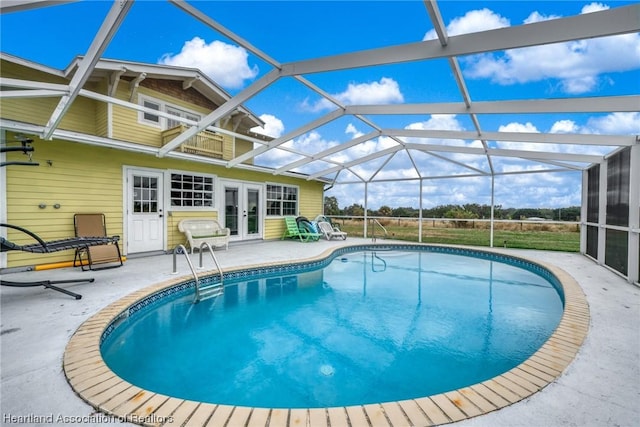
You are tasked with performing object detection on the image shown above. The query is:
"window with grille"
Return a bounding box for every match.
[266,184,298,216]
[167,106,200,129]
[138,95,201,129]
[170,173,215,208]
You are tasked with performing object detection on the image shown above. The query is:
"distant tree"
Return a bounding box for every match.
[512,208,549,220]
[555,206,581,221]
[344,203,365,217]
[392,206,418,217]
[378,205,393,217]
[323,196,341,215]
[444,206,479,220]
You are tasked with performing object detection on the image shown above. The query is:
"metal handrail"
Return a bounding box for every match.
[172,243,224,303]
[370,218,388,242]
[198,241,224,286]
[196,242,224,302]
[371,251,387,272]
[172,244,200,291]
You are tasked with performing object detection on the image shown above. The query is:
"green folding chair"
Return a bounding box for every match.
[281,216,321,242]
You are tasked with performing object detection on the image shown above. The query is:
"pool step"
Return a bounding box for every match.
[198,284,224,301]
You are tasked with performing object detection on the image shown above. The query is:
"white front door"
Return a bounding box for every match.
[222,181,262,241]
[126,169,165,253]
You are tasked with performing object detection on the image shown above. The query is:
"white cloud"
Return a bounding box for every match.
[581,2,609,14]
[159,37,259,89]
[437,4,640,94]
[303,77,404,112]
[406,114,465,133]
[251,114,285,138]
[424,8,510,40]
[550,120,580,134]
[255,130,343,173]
[345,123,364,139]
[586,112,640,134]
[523,10,561,24]
[494,112,640,157]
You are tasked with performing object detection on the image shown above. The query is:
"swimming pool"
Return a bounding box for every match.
[101,246,563,408]
[64,244,589,426]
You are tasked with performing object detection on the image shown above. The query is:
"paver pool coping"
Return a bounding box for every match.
[63,244,590,427]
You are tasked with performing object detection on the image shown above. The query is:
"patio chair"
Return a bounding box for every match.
[1,223,120,299]
[314,215,346,232]
[317,221,347,240]
[73,213,123,271]
[281,216,321,242]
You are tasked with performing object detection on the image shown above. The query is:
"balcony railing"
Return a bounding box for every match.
[162,125,224,159]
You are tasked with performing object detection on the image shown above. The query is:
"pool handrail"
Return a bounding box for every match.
[370,218,388,242]
[172,243,224,302]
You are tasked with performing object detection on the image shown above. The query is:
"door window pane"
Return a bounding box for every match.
[133,175,158,213]
[247,189,259,234]
[225,188,239,236]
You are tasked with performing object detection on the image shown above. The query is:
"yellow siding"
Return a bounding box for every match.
[1,62,325,268]
[111,85,215,147]
[234,137,254,165]
[3,132,325,268]
[1,97,57,126]
[222,133,234,160]
[110,85,161,146]
[0,60,66,126]
[1,60,259,165]
[94,79,109,137]
[1,61,99,134]
[262,179,325,240]
[60,95,97,134]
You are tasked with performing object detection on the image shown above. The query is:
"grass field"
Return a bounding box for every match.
[332,218,581,252]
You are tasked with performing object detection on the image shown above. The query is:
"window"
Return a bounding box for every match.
[139,95,201,130]
[141,98,161,125]
[170,172,215,208]
[266,184,298,216]
[167,106,200,129]
[133,175,158,213]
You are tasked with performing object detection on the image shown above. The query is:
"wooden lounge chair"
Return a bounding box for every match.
[73,213,123,271]
[1,223,120,299]
[281,216,321,242]
[317,221,347,240]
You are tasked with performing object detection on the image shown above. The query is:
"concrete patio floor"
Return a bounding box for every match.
[1,238,638,426]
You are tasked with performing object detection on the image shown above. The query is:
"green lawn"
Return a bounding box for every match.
[338,221,580,252]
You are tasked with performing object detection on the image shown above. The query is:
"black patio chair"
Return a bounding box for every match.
[1,223,120,299]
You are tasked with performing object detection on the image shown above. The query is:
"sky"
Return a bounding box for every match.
[1,0,639,210]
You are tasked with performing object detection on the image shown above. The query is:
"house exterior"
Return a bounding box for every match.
[0,53,326,269]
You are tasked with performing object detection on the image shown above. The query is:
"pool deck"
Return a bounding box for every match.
[1,238,638,427]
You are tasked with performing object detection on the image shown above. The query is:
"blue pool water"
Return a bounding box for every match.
[101,247,564,408]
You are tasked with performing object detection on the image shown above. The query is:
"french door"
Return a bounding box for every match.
[222,180,262,241]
